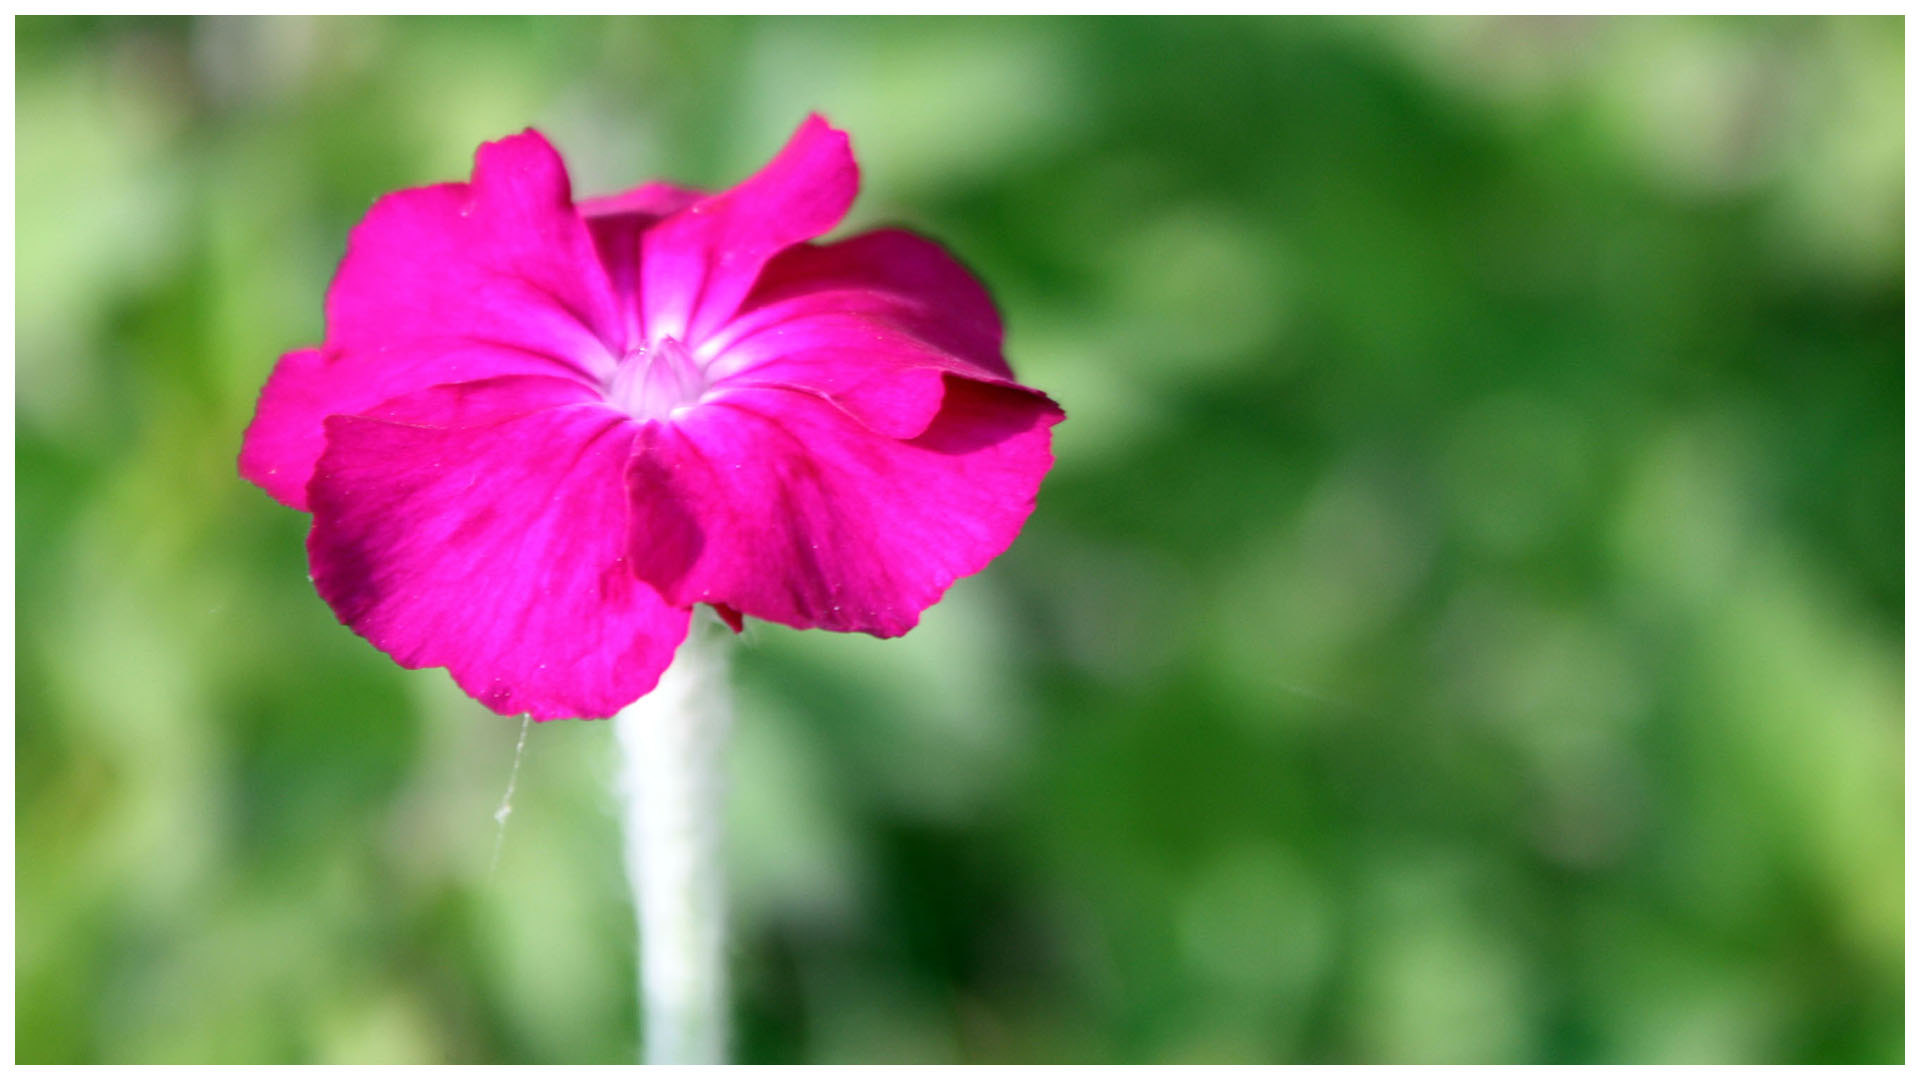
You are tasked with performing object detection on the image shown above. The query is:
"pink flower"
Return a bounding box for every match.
[239,116,1062,720]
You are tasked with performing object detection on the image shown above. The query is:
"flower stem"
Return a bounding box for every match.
[615,615,732,1065]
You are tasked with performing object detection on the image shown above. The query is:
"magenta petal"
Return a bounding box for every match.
[697,230,1021,439]
[705,314,998,440]
[326,129,623,369]
[579,181,706,221]
[582,182,707,348]
[626,378,1062,636]
[713,228,1008,377]
[238,341,591,511]
[308,376,686,720]
[239,347,340,509]
[641,115,859,346]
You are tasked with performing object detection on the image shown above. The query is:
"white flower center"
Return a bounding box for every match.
[606,337,706,421]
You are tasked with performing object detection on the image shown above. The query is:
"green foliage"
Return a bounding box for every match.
[16,15,1902,1064]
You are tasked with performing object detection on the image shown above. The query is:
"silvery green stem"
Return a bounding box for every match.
[615,616,731,1065]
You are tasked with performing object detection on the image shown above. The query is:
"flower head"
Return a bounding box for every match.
[239,116,1062,720]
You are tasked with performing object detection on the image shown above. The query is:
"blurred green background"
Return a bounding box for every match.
[16,15,1904,1064]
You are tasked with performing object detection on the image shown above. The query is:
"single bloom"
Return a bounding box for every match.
[239,115,1063,720]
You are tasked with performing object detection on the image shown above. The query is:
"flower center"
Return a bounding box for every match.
[606,337,706,421]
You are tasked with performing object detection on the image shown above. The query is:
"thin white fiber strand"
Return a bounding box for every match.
[489,714,532,877]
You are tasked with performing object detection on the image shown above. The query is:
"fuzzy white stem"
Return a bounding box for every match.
[615,617,731,1065]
